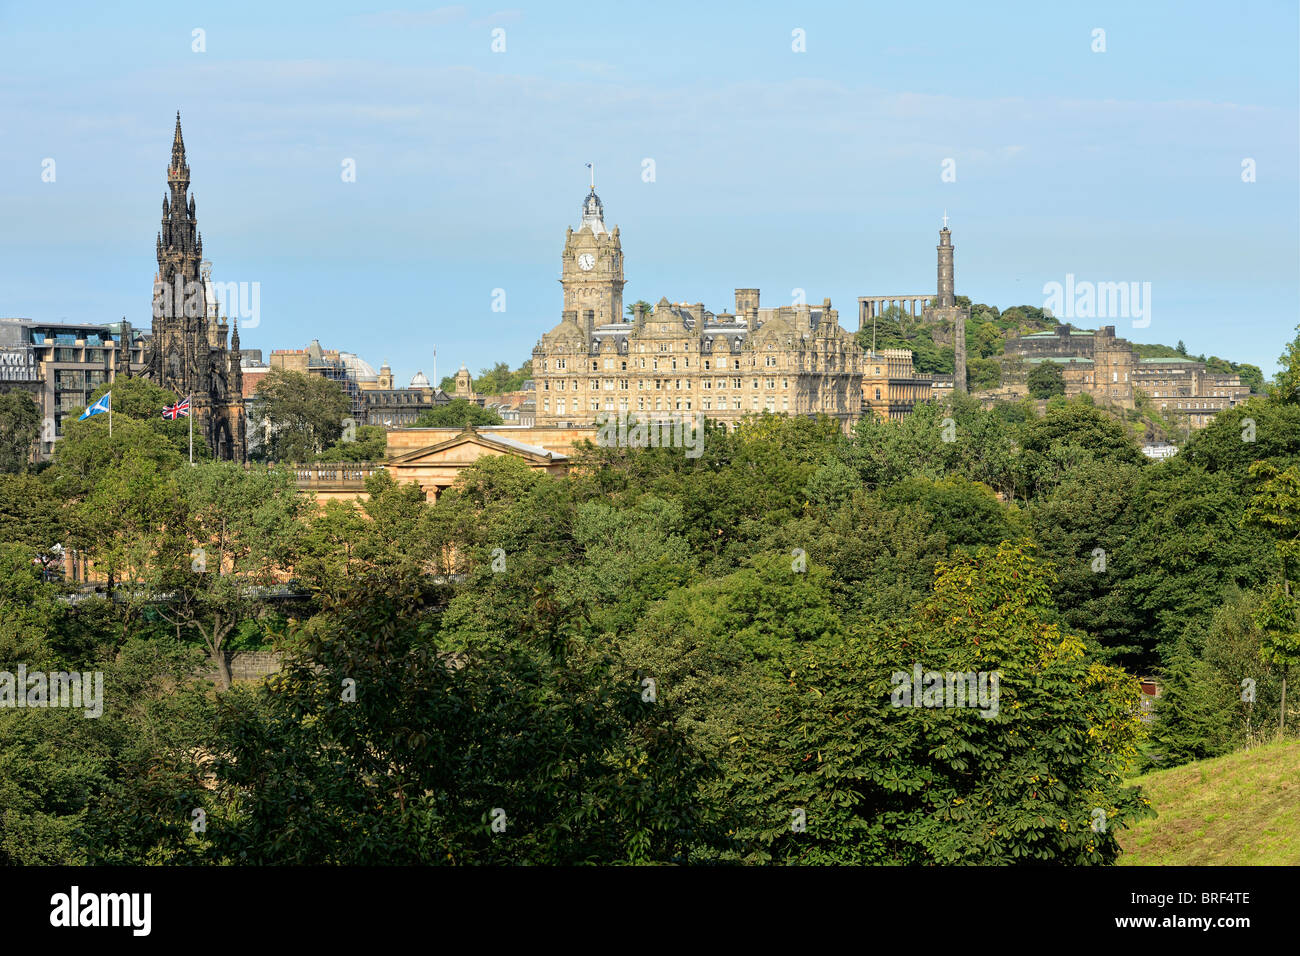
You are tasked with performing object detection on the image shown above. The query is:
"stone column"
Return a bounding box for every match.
[937,228,955,307]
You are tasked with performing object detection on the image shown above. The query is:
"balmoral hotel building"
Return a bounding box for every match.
[531,186,864,431]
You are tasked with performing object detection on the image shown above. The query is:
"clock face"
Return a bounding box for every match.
[577,253,595,271]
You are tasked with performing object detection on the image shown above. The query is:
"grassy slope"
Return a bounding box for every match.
[1118,739,1300,865]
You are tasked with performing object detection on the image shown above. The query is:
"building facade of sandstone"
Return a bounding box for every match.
[1003,324,1250,428]
[531,187,864,431]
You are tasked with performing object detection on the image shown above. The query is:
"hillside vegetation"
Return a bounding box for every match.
[1118,740,1300,865]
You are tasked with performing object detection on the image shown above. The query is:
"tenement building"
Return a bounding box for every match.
[531,186,864,431]
[145,114,247,460]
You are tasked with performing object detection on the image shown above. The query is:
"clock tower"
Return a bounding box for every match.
[561,186,625,332]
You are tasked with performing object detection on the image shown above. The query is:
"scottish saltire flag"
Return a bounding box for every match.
[78,392,110,420]
[163,396,191,420]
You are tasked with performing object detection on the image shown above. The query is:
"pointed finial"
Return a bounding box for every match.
[942,210,950,229]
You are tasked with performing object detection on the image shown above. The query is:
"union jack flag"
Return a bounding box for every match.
[163,396,191,420]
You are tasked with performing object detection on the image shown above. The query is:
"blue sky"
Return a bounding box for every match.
[1,0,1297,384]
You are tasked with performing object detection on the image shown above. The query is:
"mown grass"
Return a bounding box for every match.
[1118,739,1300,865]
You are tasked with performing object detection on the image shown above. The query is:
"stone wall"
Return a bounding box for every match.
[201,650,284,684]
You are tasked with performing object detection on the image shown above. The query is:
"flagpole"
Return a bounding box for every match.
[189,395,193,465]
[108,392,112,437]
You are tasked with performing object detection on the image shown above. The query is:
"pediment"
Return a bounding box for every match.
[389,430,560,467]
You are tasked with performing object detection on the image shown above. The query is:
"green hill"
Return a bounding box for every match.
[1118,739,1300,865]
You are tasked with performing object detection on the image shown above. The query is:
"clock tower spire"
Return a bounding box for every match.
[561,173,624,331]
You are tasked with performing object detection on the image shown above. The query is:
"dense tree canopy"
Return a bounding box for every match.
[414,398,504,428]
[0,389,41,474]
[252,368,351,462]
[3,324,1296,863]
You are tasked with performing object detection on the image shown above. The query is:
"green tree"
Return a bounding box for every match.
[720,541,1151,864]
[972,320,1003,359]
[967,356,1002,390]
[1017,400,1145,499]
[1027,361,1066,399]
[149,462,304,688]
[1272,324,1300,406]
[253,368,350,462]
[414,398,504,428]
[206,585,717,864]
[58,376,204,476]
[0,389,41,473]
[1244,461,1300,738]
[0,473,65,577]
[626,300,654,320]
[1026,460,1144,659]
[0,634,216,865]
[316,424,387,462]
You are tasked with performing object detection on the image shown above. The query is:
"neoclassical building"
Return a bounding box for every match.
[532,187,864,431]
[1002,325,1250,428]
